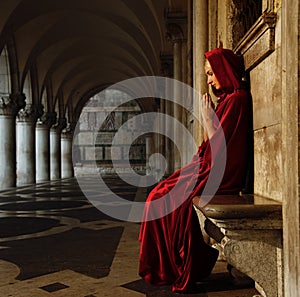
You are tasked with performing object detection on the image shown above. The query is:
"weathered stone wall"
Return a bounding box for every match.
[251,45,282,201]
[250,5,282,201]
[209,0,282,201]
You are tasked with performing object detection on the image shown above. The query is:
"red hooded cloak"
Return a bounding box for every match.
[138,48,252,292]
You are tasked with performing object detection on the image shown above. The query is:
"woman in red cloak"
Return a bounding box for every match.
[138,48,252,293]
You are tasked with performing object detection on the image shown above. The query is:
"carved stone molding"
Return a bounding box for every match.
[234,12,277,71]
[51,117,67,133]
[62,122,76,138]
[36,111,57,129]
[230,0,263,47]
[17,104,43,123]
[0,93,26,116]
[224,237,282,297]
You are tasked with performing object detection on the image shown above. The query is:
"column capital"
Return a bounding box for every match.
[17,104,43,123]
[36,111,57,129]
[0,93,26,116]
[165,12,187,43]
[61,122,76,138]
[51,117,67,133]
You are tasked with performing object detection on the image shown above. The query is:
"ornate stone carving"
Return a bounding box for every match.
[234,12,277,71]
[0,93,26,116]
[62,122,76,138]
[230,0,263,48]
[17,104,43,123]
[224,238,282,297]
[51,117,67,133]
[36,111,57,129]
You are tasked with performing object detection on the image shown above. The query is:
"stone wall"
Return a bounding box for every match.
[209,0,282,202]
[251,47,282,201]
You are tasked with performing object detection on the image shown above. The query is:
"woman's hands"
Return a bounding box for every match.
[201,93,216,139]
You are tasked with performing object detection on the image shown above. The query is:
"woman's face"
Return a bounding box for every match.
[205,60,221,90]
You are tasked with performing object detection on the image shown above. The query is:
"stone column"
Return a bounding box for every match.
[173,40,183,171]
[0,93,26,189]
[50,128,60,180]
[181,40,189,165]
[160,54,173,176]
[35,112,56,182]
[145,133,153,176]
[185,0,195,163]
[166,15,187,171]
[193,0,209,145]
[165,96,174,175]
[159,98,166,159]
[281,0,300,295]
[187,0,193,88]
[16,105,41,185]
[158,98,166,179]
[61,125,74,178]
[50,118,66,180]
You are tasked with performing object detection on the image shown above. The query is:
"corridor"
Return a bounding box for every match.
[0,176,259,297]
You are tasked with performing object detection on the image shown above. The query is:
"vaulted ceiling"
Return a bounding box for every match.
[0,0,188,120]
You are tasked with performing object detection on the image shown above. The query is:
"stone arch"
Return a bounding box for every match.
[6,38,21,94]
[22,71,32,105]
[40,87,48,113]
[0,45,11,95]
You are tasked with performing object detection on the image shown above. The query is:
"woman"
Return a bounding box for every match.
[139,48,252,292]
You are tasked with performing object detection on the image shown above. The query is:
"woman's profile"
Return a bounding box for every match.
[139,48,252,293]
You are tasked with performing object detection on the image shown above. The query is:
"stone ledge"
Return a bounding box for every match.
[192,194,283,297]
[193,194,282,219]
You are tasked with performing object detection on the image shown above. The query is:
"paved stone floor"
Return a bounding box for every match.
[0,176,260,297]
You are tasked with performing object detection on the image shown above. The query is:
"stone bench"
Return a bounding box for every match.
[192,194,283,297]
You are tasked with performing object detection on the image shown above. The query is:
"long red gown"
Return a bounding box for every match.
[139,48,252,292]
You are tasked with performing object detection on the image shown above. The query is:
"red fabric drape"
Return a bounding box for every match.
[138,48,252,292]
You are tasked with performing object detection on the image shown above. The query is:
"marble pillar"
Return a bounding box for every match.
[0,93,25,189]
[0,115,16,188]
[166,15,187,171]
[16,105,38,185]
[173,40,183,171]
[158,99,166,179]
[50,128,61,180]
[145,134,152,176]
[164,99,174,175]
[61,130,74,178]
[193,0,209,145]
[36,123,50,182]
[160,54,173,176]
[35,112,56,182]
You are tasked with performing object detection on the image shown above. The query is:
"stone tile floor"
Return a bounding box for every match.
[0,176,260,297]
